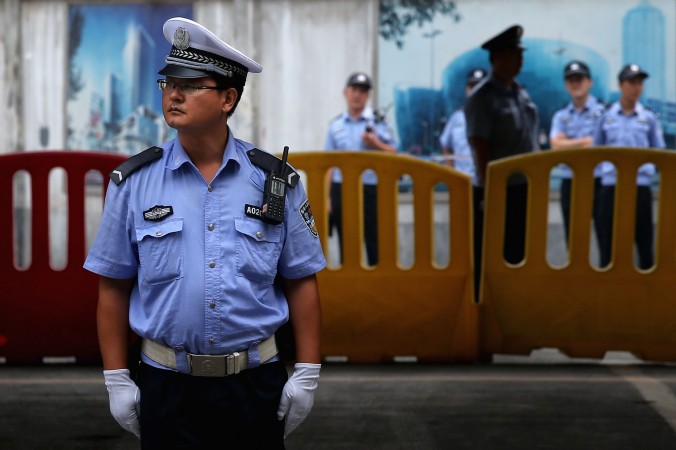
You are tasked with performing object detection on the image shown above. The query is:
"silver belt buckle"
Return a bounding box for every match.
[227,352,242,375]
[189,354,227,377]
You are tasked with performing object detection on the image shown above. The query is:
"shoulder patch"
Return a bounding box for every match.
[246,148,299,188]
[299,199,318,237]
[110,146,163,186]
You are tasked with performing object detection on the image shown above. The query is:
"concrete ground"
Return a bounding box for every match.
[2,352,676,449]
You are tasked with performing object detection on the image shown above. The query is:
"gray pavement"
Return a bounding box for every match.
[1,357,676,449]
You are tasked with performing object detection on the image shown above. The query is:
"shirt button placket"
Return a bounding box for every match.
[204,182,219,350]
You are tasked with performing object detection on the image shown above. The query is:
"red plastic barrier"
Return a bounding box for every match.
[0,151,126,363]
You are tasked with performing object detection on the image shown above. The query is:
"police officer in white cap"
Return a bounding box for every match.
[85,17,326,448]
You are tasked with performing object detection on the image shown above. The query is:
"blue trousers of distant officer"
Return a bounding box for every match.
[330,181,378,266]
[560,177,603,245]
[473,183,527,296]
[597,185,653,270]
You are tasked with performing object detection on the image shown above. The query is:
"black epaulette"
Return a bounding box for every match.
[246,148,299,188]
[110,146,163,186]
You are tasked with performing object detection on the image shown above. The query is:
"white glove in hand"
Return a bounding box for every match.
[103,369,141,439]
[277,363,321,438]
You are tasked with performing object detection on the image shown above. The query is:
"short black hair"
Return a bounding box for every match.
[212,74,245,118]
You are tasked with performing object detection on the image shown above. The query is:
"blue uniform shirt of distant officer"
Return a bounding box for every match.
[439,68,487,185]
[324,79,397,185]
[594,101,665,185]
[550,61,606,180]
[550,95,605,167]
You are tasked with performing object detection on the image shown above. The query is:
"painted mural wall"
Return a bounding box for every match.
[66,4,192,155]
[379,0,676,157]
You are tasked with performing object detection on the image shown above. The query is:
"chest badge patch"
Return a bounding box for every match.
[299,200,318,237]
[245,204,264,220]
[143,205,173,221]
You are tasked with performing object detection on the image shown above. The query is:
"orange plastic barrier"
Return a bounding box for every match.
[0,151,125,363]
[288,151,477,362]
[479,147,676,361]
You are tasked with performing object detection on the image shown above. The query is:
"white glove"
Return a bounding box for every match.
[277,363,321,438]
[103,369,141,439]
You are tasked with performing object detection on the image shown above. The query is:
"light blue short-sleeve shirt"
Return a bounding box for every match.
[549,95,605,179]
[439,108,477,185]
[323,106,396,185]
[84,130,326,372]
[593,101,665,186]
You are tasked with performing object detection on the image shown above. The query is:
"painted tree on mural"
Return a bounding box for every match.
[379,0,460,49]
[67,7,84,101]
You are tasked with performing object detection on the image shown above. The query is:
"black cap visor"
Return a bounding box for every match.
[621,72,649,82]
[158,63,211,79]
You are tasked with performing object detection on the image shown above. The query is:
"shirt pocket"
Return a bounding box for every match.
[235,217,282,284]
[135,218,184,285]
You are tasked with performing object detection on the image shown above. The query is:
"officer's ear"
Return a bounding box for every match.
[222,87,238,114]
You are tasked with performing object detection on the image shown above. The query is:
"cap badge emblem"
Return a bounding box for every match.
[173,27,190,50]
[571,63,579,70]
[630,64,639,72]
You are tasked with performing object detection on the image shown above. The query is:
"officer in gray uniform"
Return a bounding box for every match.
[465,25,539,272]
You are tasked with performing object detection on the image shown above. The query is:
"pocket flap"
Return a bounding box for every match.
[136,218,184,241]
[234,217,281,243]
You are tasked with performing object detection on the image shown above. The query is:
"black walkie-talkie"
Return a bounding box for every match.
[261,146,289,224]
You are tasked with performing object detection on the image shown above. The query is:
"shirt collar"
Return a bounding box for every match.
[166,126,241,172]
[568,95,597,114]
[613,101,643,117]
[488,72,522,95]
[342,106,375,123]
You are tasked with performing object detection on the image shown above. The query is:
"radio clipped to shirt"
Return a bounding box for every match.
[261,146,289,224]
[247,145,300,225]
